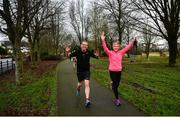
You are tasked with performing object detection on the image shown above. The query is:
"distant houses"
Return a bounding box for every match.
[0,40,29,54]
[139,42,180,57]
[0,40,12,49]
[139,43,168,52]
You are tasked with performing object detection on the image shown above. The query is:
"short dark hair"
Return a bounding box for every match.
[81,40,88,44]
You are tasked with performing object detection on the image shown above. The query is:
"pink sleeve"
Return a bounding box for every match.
[120,38,136,55]
[102,40,111,56]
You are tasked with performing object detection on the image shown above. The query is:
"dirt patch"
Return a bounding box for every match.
[0,70,15,83]
[0,60,60,83]
[30,60,59,76]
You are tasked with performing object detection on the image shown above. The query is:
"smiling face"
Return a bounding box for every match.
[112,41,120,52]
[80,41,88,52]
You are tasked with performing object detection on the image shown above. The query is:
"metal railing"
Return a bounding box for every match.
[0,60,15,74]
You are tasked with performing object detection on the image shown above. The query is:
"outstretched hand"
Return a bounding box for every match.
[65,47,71,52]
[94,50,99,57]
[65,47,71,57]
[100,32,105,41]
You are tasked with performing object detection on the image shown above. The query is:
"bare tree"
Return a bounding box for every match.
[132,0,180,66]
[69,0,81,43]
[142,25,157,59]
[51,8,66,55]
[69,0,90,43]
[84,16,90,40]
[89,2,104,50]
[27,0,50,64]
[95,0,135,44]
[124,19,134,58]
[0,0,41,84]
[27,0,66,65]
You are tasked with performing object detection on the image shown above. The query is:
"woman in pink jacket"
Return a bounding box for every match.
[100,32,136,106]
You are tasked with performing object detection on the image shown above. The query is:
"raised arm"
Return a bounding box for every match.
[101,32,111,56]
[120,37,136,55]
[65,47,77,58]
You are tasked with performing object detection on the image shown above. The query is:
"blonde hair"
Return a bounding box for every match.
[112,40,120,45]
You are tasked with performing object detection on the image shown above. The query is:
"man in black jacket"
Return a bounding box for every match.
[65,41,98,107]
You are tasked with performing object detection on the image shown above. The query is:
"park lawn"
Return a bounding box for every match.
[0,61,58,115]
[90,56,180,116]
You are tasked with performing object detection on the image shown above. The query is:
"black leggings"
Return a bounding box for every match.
[109,71,121,99]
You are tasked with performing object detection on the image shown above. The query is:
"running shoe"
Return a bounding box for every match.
[76,90,80,96]
[113,99,122,106]
[85,99,91,108]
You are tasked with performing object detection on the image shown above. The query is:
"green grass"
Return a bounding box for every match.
[91,56,180,116]
[0,66,57,115]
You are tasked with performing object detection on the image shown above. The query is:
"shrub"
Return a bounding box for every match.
[41,53,62,60]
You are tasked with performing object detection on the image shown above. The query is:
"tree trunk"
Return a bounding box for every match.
[146,52,149,60]
[168,39,177,67]
[30,44,36,66]
[127,35,130,58]
[56,47,58,55]
[37,39,41,62]
[94,35,98,50]
[14,40,23,85]
[146,44,150,60]
[118,27,122,44]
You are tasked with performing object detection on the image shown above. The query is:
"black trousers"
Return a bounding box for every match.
[109,71,121,99]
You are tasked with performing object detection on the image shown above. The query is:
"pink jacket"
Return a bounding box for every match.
[102,38,135,71]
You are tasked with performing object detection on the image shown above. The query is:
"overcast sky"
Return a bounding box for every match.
[0,33,7,41]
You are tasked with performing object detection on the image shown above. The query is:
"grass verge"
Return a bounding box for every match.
[0,61,58,115]
[91,56,180,116]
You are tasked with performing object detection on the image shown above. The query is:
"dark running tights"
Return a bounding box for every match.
[109,71,121,99]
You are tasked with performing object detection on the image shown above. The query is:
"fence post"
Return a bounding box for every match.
[13,60,15,70]
[7,60,9,71]
[0,61,2,73]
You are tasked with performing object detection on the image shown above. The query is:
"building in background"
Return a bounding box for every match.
[0,40,29,54]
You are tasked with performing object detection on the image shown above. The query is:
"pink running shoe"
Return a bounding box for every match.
[113,99,122,106]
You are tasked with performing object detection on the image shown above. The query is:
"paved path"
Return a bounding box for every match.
[57,60,146,116]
